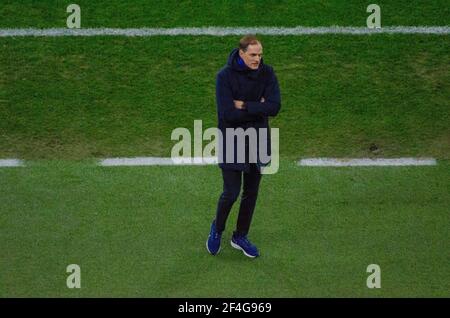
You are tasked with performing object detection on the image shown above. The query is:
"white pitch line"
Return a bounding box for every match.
[0,26,449,37]
[99,157,218,166]
[0,159,25,167]
[298,158,437,167]
[0,157,440,167]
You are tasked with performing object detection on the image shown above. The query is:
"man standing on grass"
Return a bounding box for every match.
[206,35,281,258]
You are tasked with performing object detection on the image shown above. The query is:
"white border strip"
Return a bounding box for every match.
[298,158,437,167]
[0,159,25,167]
[0,26,449,37]
[100,157,218,166]
[0,157,439,167]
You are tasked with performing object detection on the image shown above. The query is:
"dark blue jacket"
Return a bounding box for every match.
[216,48,281,172]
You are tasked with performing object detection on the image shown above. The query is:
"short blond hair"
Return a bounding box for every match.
[239,35,261,52]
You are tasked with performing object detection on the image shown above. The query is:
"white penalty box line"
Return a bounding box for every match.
[0,157,439,167]
[298,158,437,167]
[100,157,438,167]
[0,159,25,167]
[0,26,449,37]
[99,157,218,166]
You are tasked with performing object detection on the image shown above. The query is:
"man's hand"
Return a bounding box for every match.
[233,97,265,109]
[233,100,245,109]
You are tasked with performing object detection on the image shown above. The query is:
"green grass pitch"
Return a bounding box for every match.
[0,1,449,297]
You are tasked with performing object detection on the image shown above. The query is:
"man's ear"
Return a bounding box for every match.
[238,49,245,58]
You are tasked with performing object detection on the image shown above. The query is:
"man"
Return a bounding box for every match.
[206,35,281,258]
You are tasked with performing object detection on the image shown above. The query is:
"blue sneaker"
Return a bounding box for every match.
[231,233,259,258]
[206,220,222,255]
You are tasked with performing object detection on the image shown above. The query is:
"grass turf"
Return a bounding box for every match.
[1,159,449,297]
[1,0,449,28]
[1,1,449,298]
[1,35,449,160]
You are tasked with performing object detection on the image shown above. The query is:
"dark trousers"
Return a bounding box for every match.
[215,164,263,236]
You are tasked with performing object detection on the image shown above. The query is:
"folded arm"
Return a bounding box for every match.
[244,69,281,117]
[216,72,263,124]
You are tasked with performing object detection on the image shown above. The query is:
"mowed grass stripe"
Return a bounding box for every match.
[1,35,448,160]
[0,159,449,296]
[1,0,449,28]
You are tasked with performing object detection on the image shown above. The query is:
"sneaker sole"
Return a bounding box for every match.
[206,239,221,255]
[230,240,258,258]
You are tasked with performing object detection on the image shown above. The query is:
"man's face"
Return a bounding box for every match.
[239,43,263,70]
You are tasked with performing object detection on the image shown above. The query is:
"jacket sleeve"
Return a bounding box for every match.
[244,67,281,117]
[216,71,263,124]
